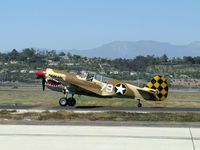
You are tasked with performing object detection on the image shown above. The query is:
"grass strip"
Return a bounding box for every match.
[0,110,200,122]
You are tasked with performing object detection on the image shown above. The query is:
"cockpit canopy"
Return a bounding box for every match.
[80,73,109,83]
[94,74,109,83]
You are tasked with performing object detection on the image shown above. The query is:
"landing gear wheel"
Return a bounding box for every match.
[67,97,76,106]
[137,99,142,107]
[59,97,68,106]
[137,103,142,107]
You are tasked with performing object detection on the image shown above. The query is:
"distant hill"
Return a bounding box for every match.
[65,40,200,58]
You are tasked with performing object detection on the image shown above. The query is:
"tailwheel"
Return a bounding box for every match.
[67,97,76,106]
[59,97,68,106]
[137,99,142,107]
[137,103,142,107]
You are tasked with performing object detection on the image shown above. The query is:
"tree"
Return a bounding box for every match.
[59,52,65,56]
[160,54,168,63]
[132,56,149,71]
[8,49,19,60]
[183,56,195,64]
[22,48,36,58]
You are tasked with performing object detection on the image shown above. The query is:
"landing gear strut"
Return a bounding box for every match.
[137,99,142,107]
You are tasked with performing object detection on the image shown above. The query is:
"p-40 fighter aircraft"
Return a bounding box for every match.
[35,68,168,107]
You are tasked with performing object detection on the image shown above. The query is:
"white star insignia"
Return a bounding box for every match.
[115,84,126,95]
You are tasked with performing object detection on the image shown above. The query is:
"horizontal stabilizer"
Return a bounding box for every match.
[137,89,158,101]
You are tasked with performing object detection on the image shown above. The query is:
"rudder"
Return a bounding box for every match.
[146,76,168,101]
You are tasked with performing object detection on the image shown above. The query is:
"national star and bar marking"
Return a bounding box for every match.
[114,84,126,95]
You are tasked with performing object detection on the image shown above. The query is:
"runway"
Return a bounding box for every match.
[0,105,199,150]
[0,125,199,150]
[0,105,200,112]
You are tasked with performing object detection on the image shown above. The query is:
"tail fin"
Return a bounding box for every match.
[146,76,168,101]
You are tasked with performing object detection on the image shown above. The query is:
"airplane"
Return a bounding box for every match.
[35,68,168,107]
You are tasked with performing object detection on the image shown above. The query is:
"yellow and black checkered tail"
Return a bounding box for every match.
[146,76,168,101]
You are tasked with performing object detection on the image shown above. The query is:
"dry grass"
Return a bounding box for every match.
[171,79,200,88]
[0,110,200,122]
[0,91,60,106]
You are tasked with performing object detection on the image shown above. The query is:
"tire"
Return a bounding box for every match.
[59,97,68,106]
[67,97,76,106]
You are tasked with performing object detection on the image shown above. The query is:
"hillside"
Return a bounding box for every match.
[1,48,200,88]
[66,40,200,58]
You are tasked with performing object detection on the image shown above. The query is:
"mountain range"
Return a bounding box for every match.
[64,40,200,58]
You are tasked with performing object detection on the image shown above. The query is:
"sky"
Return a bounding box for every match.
[0,0,200,51]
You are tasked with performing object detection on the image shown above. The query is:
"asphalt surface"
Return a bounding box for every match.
[0,105,200,112]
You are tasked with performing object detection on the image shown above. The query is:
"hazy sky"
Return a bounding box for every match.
[0,0,200,51]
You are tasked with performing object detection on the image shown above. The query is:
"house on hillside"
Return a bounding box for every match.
[179,74,189,78]
[20,70,27,73]
[10,61,18,64]
[110,71,119,75]
[48,61,59,66]
[29,70,36,73]
[130,72,137,76]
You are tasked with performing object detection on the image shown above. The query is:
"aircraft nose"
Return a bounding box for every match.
[35,69,46,77]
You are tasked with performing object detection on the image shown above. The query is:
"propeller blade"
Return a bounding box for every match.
[42,78,45,91]
[36,75,42,79]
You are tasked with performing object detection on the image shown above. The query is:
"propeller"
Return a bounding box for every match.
[36,75,46,91]
[35,69,46,91]
[42,78,45,91]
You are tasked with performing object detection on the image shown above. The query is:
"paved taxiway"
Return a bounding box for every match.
[0,125,199,150]
[0,105,200,112]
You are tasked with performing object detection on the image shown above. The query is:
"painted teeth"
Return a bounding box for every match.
[45,78,61,87]
[45,83,59,87]
[45,82,58,87]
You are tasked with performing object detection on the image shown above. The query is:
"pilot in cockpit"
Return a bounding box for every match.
[86,73,94,82]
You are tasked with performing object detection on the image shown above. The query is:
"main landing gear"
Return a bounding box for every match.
[59,96,76,107]
[137,99,142,107]
[59,88,76,107]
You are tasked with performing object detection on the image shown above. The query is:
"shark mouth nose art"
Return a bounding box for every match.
[45,79,61,87]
